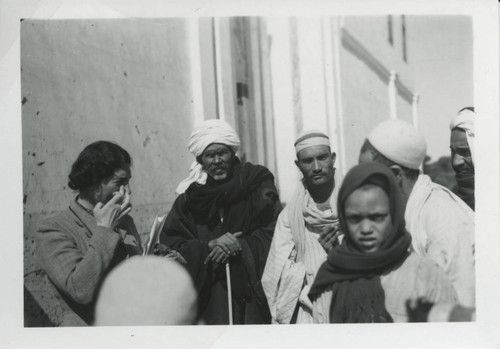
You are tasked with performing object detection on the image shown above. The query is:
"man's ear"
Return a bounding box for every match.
[331,152,337,165]
[389,165,404,187]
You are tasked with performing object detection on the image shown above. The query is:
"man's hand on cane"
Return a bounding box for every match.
[205,232,243,264]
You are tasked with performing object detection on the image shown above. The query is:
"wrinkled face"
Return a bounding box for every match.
[97,165,132,204]
[296,145,336,188]
[344,184,392,253]
[450,129,473,175]
[200,143,235,182]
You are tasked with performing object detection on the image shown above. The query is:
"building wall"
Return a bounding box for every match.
[339,44,391,170]
[267,18,300,202]
[268,16,416,202]
[396,93,414,124]
[343,16,414,89]
[22,18,198,324]
[268,17,345,203]
[339,16,415,171]
[22,18,197,234]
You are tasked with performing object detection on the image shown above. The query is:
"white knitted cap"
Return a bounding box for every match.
[367,119,427,170]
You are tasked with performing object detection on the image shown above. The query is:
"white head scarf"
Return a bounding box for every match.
[450,108,475,166]
[176,119,240,195]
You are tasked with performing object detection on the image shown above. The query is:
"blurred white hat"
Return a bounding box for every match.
[94,256,197,326]
[367,119,427,170]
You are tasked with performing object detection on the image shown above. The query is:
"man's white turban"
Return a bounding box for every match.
[367,119,427,170]
[450,108,475,166]
[94,256,197,326]
[176,119,241,194]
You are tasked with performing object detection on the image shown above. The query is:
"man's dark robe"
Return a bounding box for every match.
[453,174,475,211]
[160,160,282,324]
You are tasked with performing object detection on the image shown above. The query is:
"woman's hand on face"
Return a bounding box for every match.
[118,185,132,215]
[94,186,131,229]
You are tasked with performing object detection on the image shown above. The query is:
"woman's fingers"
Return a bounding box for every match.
[120,189,131,212]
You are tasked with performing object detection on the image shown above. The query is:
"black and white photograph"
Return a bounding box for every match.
[1,0,499,348]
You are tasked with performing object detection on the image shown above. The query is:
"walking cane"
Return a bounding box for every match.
[226,262,233,325]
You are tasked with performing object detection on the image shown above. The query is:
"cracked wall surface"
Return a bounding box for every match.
[22,18,198,325]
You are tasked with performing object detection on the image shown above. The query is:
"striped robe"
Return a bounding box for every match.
[262,181,339,324]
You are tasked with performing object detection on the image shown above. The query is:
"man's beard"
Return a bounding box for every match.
[455,171,474,210]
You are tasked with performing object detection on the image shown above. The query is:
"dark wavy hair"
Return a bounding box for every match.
[68,141,131,191]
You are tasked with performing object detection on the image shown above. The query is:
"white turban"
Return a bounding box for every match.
[294,130,331,153]
[176,119,241,194]
[94,256,197,326]
[450,108,475,166]
[367,119,427,170]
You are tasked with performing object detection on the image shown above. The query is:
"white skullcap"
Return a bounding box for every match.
[176,119,241,194]
[94,256,197,326]
[367,119,427,170]
[294,130,331,153]
[450,108,475,165]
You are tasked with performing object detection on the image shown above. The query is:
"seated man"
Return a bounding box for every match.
[359,119,475,307]
[36,141,142,326]
[262,130,340,324]
[450,107,475,210]
[309,162,457,323]
[94,256,197,326]
[160,119,282,325]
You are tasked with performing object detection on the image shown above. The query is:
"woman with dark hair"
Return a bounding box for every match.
[36,141,142,326]
[308,162,457,322]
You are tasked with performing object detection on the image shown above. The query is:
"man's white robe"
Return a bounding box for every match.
[262,181,338,323]
[405,174,475,307]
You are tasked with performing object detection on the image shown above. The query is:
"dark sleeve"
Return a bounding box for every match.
[118,215,143,256]
[159,195,210,291]
[36,216,121,305]
[242,179,283,276]
[160,194,199,250]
